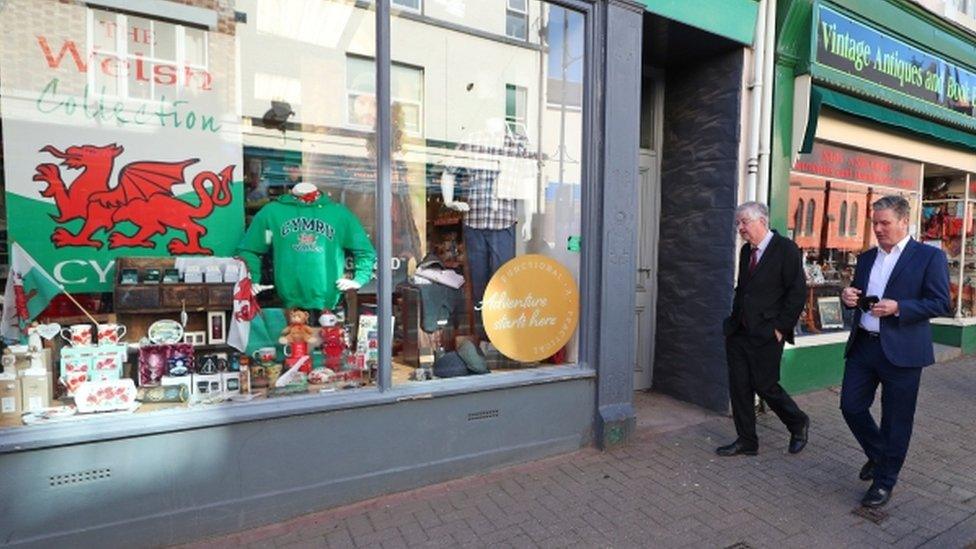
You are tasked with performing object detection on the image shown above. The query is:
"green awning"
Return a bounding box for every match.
[802,85,976,153]
[638,0,759,45]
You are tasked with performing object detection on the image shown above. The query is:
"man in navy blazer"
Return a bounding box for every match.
[840,195,950,509]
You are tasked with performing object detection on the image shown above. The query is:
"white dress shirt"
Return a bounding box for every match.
[752,230,774,264]
[860,234,911,333]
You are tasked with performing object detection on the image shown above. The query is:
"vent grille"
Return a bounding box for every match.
[49,468,112,487]
[467,409,500,421]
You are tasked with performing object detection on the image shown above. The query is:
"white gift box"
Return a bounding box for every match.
[192,373,222,396]
[221,371,241,394]
[184,265,203,284]
[204,265,223,284]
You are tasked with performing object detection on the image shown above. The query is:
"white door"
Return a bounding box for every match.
[634,73,663,391]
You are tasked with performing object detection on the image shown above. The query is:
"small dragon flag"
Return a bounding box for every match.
[1,243,62,341]
[227,258,262,352]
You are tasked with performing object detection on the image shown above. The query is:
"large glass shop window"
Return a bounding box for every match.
[387,1,584,385]
[788,141,922,337]
[0,0,380,431]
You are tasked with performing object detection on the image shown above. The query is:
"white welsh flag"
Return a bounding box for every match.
[1,243,62,341]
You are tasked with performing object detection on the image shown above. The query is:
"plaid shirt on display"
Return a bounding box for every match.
[457,167,518,230]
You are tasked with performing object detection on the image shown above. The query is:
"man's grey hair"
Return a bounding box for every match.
[735,201,769,224]
[872,195,911,220]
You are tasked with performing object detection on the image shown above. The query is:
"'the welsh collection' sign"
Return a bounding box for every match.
[815,3,976,120]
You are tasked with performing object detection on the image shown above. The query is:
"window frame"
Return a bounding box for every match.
[86,8,209,103]
[505,83,529,141]
[392,0,422,13]
[345,55,425,137]
[506,0,530,40]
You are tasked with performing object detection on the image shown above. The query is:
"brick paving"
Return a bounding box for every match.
[180,355,976,548]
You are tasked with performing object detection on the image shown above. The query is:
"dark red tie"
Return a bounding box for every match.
[749,247,759,274]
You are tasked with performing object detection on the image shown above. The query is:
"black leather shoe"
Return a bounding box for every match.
[788,416,809,454]
[861,485,892,508]
[716,441,758,457]
[859,460,875,481]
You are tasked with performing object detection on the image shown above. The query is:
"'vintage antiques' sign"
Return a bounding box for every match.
[0,0,243,292]
[815,3,976,120]
[481,255,579,362]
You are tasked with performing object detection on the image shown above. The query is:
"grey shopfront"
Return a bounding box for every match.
[0,1,643,546]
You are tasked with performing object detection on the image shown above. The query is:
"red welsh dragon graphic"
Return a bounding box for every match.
[32,143,234,254]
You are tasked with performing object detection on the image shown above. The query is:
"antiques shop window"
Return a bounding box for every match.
[389,0,585,386]
[788,141,921,337]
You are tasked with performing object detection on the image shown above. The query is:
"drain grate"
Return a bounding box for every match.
[49,468,112,487]
[467,409,500,421]
[852,506,888,524]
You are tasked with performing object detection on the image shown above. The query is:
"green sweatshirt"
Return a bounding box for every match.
[237,193,377,310]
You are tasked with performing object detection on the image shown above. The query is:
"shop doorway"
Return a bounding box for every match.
[634,71,663,391]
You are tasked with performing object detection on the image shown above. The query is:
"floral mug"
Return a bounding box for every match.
[60,324,93,347]
[97,323,127,345]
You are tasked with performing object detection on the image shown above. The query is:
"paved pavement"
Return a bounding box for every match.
[181,355,976,548]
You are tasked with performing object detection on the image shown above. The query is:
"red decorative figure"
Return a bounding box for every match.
[319,310,347,372]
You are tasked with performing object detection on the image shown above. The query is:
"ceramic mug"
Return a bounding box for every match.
[97,323,127,345]
[60,324,93,347]
[252,347,276,364]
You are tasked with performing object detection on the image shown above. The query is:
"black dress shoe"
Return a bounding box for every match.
[861,485,892,508]
[788,416,809,454]
[859,460,875,481]
[716,441,758,457]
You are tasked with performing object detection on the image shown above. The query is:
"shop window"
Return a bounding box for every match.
[87,8,209,101]
[505,84,528,144]
[506,0,528,40]
[0,0,589,432]
[389,0,585,385]
[346,56,424,135]
[790,141,922,337]
[838,201,848,236]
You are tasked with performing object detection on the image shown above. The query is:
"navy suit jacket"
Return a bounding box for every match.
[844,238,950,368]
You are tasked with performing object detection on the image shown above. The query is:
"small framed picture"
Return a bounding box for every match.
[162,268,181,284]
[143,268,161,284]
[207,311,226,345]
[183,330,206,347]
[120,269,139,285]
[817,296,844,329]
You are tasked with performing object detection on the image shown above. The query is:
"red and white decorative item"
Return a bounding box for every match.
[307,368,335,385]
[91,348,123,382]
[74,379,137,413]
[60,324,93,347]
[319,310,347,372]
[96,323,127,345]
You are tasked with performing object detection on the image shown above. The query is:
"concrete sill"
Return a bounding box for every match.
[0,365,595,454]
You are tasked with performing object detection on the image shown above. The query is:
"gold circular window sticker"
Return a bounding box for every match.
[481,254,580,363]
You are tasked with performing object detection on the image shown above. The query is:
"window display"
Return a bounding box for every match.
[0,0,588,430]
[789,141,922,336]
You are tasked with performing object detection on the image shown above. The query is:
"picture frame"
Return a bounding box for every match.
[207,311,226,345]
[183,331,206,347]
[817,296,844,329]
[162,268,181,284]
[120,269,139,285]
[143,268,161,284]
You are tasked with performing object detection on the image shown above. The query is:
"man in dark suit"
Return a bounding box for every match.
[840,195,949,508]
[718,202,810,457]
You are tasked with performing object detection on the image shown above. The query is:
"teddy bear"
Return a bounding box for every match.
[279,308,320,373]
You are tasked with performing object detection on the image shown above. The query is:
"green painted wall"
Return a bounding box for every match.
[781,342,847,393]
[931,324,976,354]
[638,0,760,45]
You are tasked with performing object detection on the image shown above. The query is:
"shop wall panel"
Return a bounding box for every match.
[780,342,846,394]
[0,379,593,548]
[654,49,745,412]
